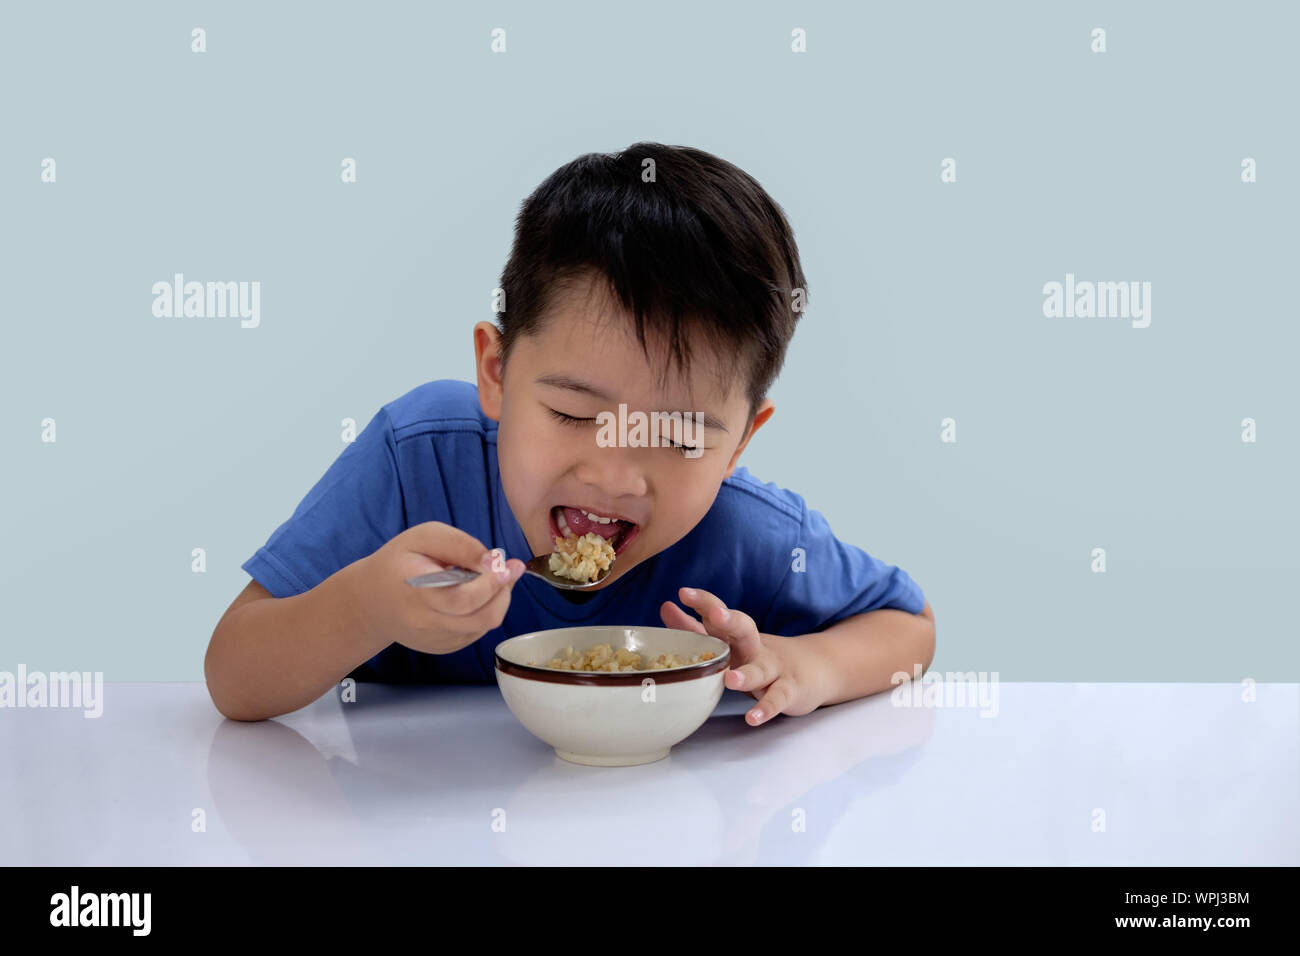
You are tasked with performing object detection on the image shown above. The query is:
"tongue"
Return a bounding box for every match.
[561,506,627,540]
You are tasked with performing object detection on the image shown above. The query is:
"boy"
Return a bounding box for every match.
[205,143,935,724]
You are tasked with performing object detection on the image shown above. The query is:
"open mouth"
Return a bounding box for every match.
[549,505,640,557]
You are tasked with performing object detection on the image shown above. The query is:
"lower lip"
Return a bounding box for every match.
[549,506,640,557]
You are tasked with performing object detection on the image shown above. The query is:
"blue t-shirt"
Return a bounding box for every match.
[241,379,926,684]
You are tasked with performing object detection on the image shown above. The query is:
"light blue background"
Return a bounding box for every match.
[1,1,1295,680]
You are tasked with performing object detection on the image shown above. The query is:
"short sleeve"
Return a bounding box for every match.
[758,498,926,636]
[241,408,406,598]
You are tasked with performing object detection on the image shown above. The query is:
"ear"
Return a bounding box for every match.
[473,322,505,421]
[723,399,774,480]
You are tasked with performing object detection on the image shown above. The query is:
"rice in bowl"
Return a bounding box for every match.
[528,641,716,673]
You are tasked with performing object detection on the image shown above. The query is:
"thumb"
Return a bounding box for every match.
[405,521,492,571]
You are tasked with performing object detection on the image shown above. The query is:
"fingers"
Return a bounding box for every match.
[675,587,777,707]
[402,521,520,617]
[669,587,792,727]
[659,600,709,635]
[724,652,780,696]
[747,676,795,726]
[424,552,524,619]
[389,522,529,646]
[435,559,524,636]
[663,598,760,698]
[407,520,493,571]
[676,587,762,662]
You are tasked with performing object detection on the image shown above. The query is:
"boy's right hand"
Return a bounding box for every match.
[356,521,526,655]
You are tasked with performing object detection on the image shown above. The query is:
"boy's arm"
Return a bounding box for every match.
[204,560,389,722]
[776,600,935,707]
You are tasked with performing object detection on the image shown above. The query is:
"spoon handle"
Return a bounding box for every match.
[405,566,481,588]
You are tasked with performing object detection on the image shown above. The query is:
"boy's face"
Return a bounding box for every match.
[474,276,773,589]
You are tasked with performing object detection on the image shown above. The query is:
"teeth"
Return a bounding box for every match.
[554,505,633,536]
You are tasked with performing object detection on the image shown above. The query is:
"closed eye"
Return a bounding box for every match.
[546,407,700,457]
[547,408,594,426]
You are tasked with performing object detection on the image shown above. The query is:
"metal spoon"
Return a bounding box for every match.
[405,553,612,591]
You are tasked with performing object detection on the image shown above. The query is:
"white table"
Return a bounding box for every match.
[2,682,1295,865]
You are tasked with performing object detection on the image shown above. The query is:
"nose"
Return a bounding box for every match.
[574,448,648,500]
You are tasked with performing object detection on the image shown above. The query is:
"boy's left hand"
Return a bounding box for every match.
[659,587,826,726]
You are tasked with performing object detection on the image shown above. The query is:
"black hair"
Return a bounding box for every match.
[495,142,808,429]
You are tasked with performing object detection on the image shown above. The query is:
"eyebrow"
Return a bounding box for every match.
[536,373,729,433]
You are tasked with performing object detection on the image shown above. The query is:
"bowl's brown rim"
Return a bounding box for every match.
[495,649,729,686]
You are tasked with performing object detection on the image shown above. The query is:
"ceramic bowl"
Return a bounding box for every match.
[494,625,729,766]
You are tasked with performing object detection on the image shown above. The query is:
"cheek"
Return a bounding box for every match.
[654,466,723,524]
[499,411,564,492]
[497,419,534,494]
